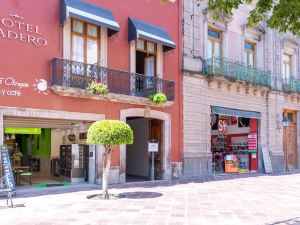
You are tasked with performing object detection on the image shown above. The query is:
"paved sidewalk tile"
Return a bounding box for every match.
[1,173,300,225]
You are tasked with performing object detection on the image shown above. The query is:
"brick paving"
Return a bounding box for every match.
[1,173,300,225]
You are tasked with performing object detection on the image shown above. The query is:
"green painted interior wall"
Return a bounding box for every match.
[21,135,28,155]
[21,129,51,157]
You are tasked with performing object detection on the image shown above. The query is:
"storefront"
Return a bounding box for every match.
[211,106,260,174]
[0,108,104,188]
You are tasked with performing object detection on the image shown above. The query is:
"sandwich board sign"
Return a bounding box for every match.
[0,146,16,190]
[262,147,273,174]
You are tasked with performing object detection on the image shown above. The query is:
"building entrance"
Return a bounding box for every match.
[126,117,163,182]
[1,116,96,188]
[283,110,298,170]
[211,107,260,174]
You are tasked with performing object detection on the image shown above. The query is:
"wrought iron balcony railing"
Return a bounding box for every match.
[280,77,300,93]
[51,58,175,101]
[203,57,272,87]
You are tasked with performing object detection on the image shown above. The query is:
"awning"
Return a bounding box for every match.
[60,0,120,36]
[211,106,261,119]
[128,17,176,52]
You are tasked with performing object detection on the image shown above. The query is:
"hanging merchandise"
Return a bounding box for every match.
[231,116,237,125]
[211,114,218,130]
[238,117,250,127]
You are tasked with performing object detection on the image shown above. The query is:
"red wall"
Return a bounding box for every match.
[0,0,182,166]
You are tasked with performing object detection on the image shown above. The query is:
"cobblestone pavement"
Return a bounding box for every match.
[1,172,300,225]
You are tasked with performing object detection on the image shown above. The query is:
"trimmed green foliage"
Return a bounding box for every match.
[87,120,133,145]
[208,0,300,36]
[149,93,168,104]
[87,81,109,95]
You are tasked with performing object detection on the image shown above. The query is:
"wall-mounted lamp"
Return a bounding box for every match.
[282,116,289,128]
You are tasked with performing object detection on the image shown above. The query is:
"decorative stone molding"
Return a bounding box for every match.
[202,8,232,26]
[119,108,172,182]
[242,24,265,42]
[52,85,174,108]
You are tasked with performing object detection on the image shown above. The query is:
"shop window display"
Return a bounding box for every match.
[211,114,258,174]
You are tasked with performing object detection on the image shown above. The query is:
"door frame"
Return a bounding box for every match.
[120,108,171,183]
[283,109,298,170]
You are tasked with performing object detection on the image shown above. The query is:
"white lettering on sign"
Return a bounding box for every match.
[0,13,47,47]
[218,120,227,133]
[0,75,49,97]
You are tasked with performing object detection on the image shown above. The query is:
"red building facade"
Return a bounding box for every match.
[0,0,182,184]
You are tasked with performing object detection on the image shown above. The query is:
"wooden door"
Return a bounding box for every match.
[283,110,298,170]
[149,119,163,179]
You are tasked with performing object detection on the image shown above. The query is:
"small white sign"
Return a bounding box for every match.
[148,142,158,152]
[72,144,79,155]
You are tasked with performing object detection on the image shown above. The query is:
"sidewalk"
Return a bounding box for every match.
[1,172,300,225]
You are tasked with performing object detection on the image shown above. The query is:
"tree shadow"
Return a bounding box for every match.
[0,203,25,210]
[266,217,300,225]
[118,191,162,199]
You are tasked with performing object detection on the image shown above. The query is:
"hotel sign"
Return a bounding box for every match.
[0,13,47,47]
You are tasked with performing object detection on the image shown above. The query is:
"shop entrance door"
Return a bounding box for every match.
[283,110,298,170]
[149,119,163,179]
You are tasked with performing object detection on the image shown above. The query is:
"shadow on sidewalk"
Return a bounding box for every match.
[266,217,300,225]
[110,171,300,190]
[2,171,299,200]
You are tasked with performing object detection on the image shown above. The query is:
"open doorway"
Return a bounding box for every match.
[126,117,163,182]
[2,117,96,188]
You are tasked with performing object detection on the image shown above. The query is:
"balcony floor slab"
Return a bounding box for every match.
[51,85,174,108]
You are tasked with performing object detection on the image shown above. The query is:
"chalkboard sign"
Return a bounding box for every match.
[1,146,16,190]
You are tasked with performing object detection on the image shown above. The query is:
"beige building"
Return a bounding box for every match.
[182,1,300,176]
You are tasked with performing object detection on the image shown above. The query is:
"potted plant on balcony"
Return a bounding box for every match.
[87,81,109,95]
[149,93,167,104]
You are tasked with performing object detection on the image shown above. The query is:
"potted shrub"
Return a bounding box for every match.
[87,120,133,199]
[87,81,109,95]
[149,93,167,104]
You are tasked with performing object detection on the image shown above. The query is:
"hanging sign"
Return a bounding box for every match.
[248,133,257,150]
[0,146,16,191]
[5,127,41,134]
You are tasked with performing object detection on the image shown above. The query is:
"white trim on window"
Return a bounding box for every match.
[156,44,163,78]
[63,18,71,59]
[100,27,107,67]
[130,41,136,73]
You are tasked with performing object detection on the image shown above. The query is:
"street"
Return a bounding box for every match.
[1,173,300,225]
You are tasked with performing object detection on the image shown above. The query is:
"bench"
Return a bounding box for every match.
[0,175,13,207]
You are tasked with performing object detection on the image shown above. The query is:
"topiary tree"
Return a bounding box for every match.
[87,120,133,199]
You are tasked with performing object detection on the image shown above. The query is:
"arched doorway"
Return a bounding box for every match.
[119,108,171,183]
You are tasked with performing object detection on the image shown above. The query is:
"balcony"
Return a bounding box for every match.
[51,58,175,107]
[203,57,272,88]
[277,77,300,94]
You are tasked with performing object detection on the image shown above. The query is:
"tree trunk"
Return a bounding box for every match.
[102,145,112,199]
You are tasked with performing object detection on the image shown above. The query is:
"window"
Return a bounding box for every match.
[71,19,100,65]
[282,53,292,80]
[244,41,256,67]
[208,28,222,58]
[135,39,157,77]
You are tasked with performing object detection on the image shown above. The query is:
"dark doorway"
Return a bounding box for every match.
[126,117,163,182]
